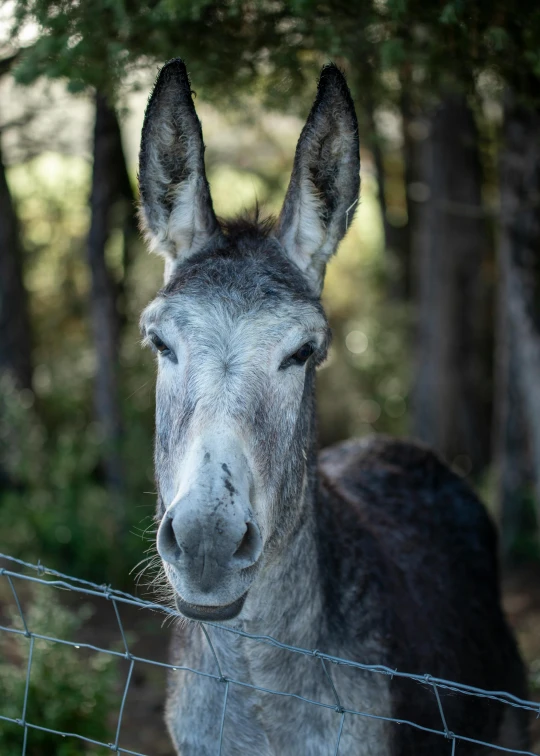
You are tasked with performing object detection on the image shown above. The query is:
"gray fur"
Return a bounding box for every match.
[138,59,221,280]
[138,61,528,754]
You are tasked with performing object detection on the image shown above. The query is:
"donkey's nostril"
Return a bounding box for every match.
[157,513,182,563]
[232,521,262,565]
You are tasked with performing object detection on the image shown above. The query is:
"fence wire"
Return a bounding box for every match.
[0,551,539,756]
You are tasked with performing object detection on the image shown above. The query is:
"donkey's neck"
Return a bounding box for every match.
[240,476,324,650]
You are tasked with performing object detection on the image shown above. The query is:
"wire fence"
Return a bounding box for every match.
[0,551,539,756]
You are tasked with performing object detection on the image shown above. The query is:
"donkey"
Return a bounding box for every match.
[138,59,528,755]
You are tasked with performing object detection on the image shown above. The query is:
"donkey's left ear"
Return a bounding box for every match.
[275,64,360,295]
[138,59,220,280]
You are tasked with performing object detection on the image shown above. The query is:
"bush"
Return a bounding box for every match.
[0,586,117,755]
[0,371,155,586]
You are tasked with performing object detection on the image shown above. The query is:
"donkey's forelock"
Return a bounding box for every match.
[159,211,318,307]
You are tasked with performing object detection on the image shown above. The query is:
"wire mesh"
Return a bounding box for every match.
[0,551,539,755]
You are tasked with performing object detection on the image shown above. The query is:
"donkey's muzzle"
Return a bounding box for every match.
[157,501,262,613]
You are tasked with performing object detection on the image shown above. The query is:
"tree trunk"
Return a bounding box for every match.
[499,87,540,535]
[493,269,532,562]
[0,134,32,391]
[411,94,493,477]
[366,96,413,301]
[371,128,412,301]
[87,91,135,496]
[398,90,421,303]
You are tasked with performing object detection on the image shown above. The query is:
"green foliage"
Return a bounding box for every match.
[0,155,156,586]
[6,0,540,115]
[0,588,117,755]
[5,0,540,131]
[485,26,510,53]
[0,372,156,585]
[439,3,460,26]
[380,38,406,70]
[511,488,540,562]
[530,657,540,693]
[10,0,307,103]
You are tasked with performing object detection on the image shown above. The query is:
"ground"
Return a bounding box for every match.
[502,564,540,750]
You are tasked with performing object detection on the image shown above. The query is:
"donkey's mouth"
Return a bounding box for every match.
[175,592,247,621]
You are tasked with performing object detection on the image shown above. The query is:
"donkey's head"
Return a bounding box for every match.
[139,59,359,621]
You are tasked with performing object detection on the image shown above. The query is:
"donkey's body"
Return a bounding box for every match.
[137,60,528,754]
[161,251,526,756]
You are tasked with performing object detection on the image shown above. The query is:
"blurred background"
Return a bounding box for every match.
[1,0,540,753]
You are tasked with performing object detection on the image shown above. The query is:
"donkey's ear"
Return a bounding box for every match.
[138,59,220,279]
[275,64,360,294]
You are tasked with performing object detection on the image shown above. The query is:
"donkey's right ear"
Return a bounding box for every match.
[138,59,220,279]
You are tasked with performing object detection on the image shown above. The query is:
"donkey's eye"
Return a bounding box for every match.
[150,334,170,355]
[281,342,315,369]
